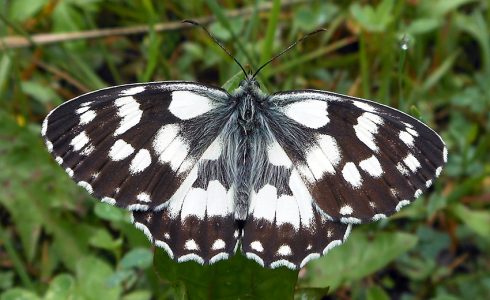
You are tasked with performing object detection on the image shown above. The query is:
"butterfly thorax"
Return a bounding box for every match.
[233,77,267,134]
[228,77,271,221]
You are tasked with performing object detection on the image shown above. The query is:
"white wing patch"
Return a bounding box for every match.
[399,130,415,147]
[274,195,300,230]
[114,96,142,136]
[109,139,134,161]
[211,239,226,250]
[136,192,151,202]
[169,91,215,120]
[70,131,90,151]
[206,181,233,217]
[359,155,383,178]
[306,145,336,179]
[288,170,316,226]
[281,100,329,129]
[249,185,277,222]
[79,110,96,125]
[342,162,363,188]
[180,187,207,220]
[156,135,189,171]
[120,86,146,96]
[153,124,180,154]
[267,140,292,167]
[201,137,222,160]
[403,153,421,172]
[130,149,152,173]
[353,101,376,112]
[353,112,383,152]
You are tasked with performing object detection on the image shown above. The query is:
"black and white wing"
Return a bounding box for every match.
[240,129,351,269]
[265,90,447,224]
[42,82,238,264]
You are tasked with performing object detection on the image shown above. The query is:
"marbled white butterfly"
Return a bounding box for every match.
[42,24,446,269]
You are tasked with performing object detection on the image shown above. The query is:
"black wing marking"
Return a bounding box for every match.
[266,90,447,224]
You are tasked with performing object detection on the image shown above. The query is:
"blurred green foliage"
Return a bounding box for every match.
[1,0,489,299]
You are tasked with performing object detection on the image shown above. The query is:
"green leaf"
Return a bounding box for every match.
[454,11,490,75]
[258,0,280,78]
[350,0,394,32]
[106,270,134,288]
[366,286,390,300]
[89,228,123,250]
[20,81,59,104]
[451,204,490,239]
[120,248,153,269]
[304,231,418,289]
[406,18,441,35]
[44,274,76,300]
[0,288,40,300]
[221,70,244,92]
[75,256,122,300]
[0,272,14,290]
[294,287,330,300]
[293,4,339,32]
[421,51,458,92]
[0,54,12,95]
[154,249,298,299]
[121,290,152,300]
[209,19,245,41]
[8,0,48,22]
[416,227,450,260]
[52,1,82,33]
[94,202,129,222]
[418,0,479,18]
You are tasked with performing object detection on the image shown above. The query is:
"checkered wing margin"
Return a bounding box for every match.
[266,90,447,224]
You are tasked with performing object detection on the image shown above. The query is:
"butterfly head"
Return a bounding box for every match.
[233,76,266,103]
[238,75,260,90]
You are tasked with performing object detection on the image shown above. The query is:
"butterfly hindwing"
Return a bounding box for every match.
[42,82,232,211]
[267,90,447,224]
[241,137,351,268]
[131,141,239,264]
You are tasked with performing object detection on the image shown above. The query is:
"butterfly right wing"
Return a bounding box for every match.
[265,90,447,224]
[241,135,351,269]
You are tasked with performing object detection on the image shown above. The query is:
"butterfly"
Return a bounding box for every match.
[42,24,447,269]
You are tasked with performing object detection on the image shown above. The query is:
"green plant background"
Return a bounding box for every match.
[1,0,489,299]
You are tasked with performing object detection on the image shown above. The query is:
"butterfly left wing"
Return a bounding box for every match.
[43,82,240,265]
[265,90,447,224]
[130,136,239,264]
[42,82,231,210]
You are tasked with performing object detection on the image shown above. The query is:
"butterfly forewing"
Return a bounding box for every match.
[42,82,232,211]
[268,90,447,224]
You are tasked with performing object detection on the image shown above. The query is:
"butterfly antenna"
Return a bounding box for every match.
[183,20,248,78]
[251,28,326,80]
